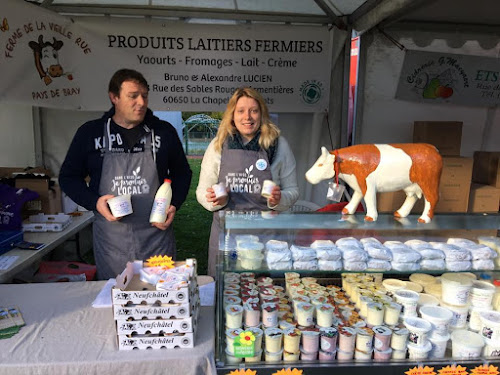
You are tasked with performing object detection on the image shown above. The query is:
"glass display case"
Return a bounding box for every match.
[215,211,500,375]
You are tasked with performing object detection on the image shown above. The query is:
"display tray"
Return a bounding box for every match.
[22,213,71,232]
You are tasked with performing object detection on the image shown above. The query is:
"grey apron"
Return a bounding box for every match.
[208,142,272,276]
[93,119,176,280]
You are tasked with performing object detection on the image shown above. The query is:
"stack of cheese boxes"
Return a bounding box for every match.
[112,258,200,350]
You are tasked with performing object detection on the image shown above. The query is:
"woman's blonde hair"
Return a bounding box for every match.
[213,87,280,152]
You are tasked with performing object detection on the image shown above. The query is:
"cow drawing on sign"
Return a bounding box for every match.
[305,144,443,223]
[28,35,66,85]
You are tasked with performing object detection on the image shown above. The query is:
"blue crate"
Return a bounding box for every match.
[0,230,23,255]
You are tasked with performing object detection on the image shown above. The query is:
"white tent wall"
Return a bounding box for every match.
[355,28,500,155]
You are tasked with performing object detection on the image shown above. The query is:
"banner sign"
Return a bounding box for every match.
[0,0,331,112]
[396,50,500,107]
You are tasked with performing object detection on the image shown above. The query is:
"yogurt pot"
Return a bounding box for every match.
[419,305,453,335]
[300,346,318,361]
[451,329,485,359]
[245,349,263,363]
[425,283,442,299]
[428,331,450,359]
[359,296,374,318]
[301,329,320,353]
[469,305,492,332]
[391,349,407,360]
[417,293,440,310]
[319,327,338,352]
[243,302,261,327]
[108,194,133,217]
[479,310,500,342]
[366,302,384,327]
[283,328,301,353]
[225,304,244,329]
[338,326,357,352]
[261,303,279,328]
[483,337,500,358]
[384,302,402,326]
[292,296,310,315]
[374,348,393,361]
[407,340,432,360]
[391,327,409,351]
[441,273,473,306]
[405,281,424,293]
[225,347,243,364]
[283,350,300,362]
[246,327,264,352]
[394,289,420,319]
[239,254,264,270]
[224,296,242,308]
[212,181,227,198]
[470,280,496,308]
[319,349,336,361]
[264,327,283,353]
[265,348,283,363]
[373,325,392,351]
[355,327,374,352]
[225,328,244,355]
[316,303,334,327]
[404,316,432,346]
[383,279,407,296]
[354,348,373,361]
[261,179,277,198]
[296,302,315,327]
[337,348,354,361]
[410,273,437,288]
[440,300,469,329]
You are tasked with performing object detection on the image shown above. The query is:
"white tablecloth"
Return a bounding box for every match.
[0,280,216,375]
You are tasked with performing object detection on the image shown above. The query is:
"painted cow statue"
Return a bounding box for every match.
[305,143,443,223]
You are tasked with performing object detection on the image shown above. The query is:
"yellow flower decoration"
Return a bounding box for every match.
[238,331,256,346]
[228,370,257,375]
[145,255,175,268]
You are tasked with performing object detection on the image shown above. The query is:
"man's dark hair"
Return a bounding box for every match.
[108,69,149,96]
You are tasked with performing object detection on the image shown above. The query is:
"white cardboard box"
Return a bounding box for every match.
[113,294,200,320]
[118,332,195,350]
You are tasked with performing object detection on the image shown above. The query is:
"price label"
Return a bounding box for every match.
[470,365,499,375]
[438,365,468,375]
[233,331,255,358]
[406,366,437,375]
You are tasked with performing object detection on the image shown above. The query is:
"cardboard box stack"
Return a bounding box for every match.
[0,167,62,216]
[112,258,199,350]
[470,152,500,213]
[378,121,474,213]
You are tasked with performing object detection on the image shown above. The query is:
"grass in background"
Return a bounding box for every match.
[174,157,212,275]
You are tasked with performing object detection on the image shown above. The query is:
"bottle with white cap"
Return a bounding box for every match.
[149,179,172,223]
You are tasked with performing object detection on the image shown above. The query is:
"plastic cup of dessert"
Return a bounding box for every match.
[392,348,407,360]
[470,280,496,308]
[264,327,283,353]
[108,194,133,217]
[354,348,373,361]
[383,279,407,296]
[417,293,440,311]
[316,303,334,327]
[374,348,393,361]
[224,296,242,309]
[391,327,409,351]
[359,296,373,318]
[366,302,385,327]
[261,302,279,328]
[404,316,432,346]
[405,281,424,293]
[300,346,318,361]
[225,304,243,329]
[246,327,263,352]
[483,337,500,358]
[319,327,338,352]
[337,348,354,361]
[407,340,432,360]
[338,327,357,352]
[261,179,277,198]
[319,349,336,361]
[384,302,402,326]
[245,349,263,363]
[373,325,392,351]
[479,310,500,342]
[394,289,420,318]
[451,329,485,359]
[212,182,227,198]
[301,329,320,353]
[419,305,454,336]
[469,305,493,332]
[355,328,374,352]
[225,347,243,364]
[283,350,300,362]
[440,300,469,329]
[243,303,261,327]
[428,331,450,359]
[225,328,244,354]
[265,348,283,363]
[283,328,301,353]
[441,273,473,306]
[296,302,315,327]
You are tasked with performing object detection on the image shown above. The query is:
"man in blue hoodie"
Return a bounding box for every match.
[59,69,192,280]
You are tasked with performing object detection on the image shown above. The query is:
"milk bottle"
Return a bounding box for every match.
[149,179,172,223]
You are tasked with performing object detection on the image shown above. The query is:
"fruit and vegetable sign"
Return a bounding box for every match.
[396,50,500,107]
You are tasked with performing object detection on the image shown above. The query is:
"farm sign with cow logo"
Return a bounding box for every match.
[0,0,331,112]
[396,50,500,107]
